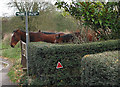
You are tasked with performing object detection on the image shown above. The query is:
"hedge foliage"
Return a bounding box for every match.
[28,39,120,86]
[81,51,119,86]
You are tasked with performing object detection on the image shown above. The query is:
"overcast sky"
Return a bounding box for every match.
[0,0,14,17]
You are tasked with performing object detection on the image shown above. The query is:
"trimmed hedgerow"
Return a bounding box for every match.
[28,39,120,86]
[81,51,119,86]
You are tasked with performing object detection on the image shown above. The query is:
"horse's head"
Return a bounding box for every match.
[56,34,74,43]
[10,29,21,48]
[38,30,41,32]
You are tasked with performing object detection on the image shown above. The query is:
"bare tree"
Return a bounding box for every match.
[7,0,54,20]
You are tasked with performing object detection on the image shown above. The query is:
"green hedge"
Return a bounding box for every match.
[28,39,120,86]
[81,51,119,86]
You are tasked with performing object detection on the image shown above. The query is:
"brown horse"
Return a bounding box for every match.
[56,30,99,43]
[37,30,65,43]
[10,29,65,47]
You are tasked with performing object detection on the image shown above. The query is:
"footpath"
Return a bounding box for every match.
[0,58,17,87]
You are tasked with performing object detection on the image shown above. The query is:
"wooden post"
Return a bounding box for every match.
[20,41,27,71]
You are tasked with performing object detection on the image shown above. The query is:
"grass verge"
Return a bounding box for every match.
[2,42,21,59]
[8,59,25,83]
[2,34,22,84]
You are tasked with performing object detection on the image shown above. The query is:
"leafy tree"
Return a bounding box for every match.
[55,1,120,40]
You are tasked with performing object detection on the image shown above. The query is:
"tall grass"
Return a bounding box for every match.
[2,33,21,59]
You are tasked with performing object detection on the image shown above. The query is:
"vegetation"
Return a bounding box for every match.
[55,1,120,40]
[2,12,78,34]
[2,1,79,34]
[1,1,78,85]
[26,39,120,86]
[81,51,119,86]
[2,34,21,59]
[8,61,25,83]
[29,51,119,86]
[2,34,22,84]
[1,1,119,86]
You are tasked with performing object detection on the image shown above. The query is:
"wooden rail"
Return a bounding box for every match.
[20,41,27,69]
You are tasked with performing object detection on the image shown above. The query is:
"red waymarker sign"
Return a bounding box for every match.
[56,62,63,69]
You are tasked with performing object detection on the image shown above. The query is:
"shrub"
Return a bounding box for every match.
[28,39,120,86]
[81,51,119,86]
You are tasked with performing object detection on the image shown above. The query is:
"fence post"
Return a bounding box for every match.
[20,41,27,71]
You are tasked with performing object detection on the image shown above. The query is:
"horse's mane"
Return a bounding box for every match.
[13,29,26,33]
[20,30,26,33]
[13,30,17,32]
